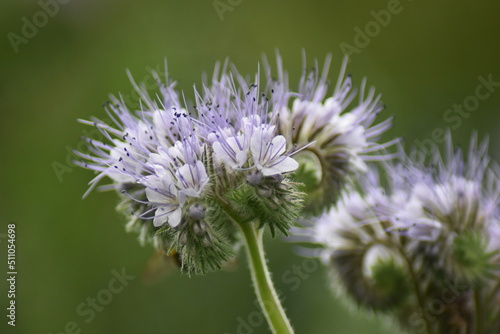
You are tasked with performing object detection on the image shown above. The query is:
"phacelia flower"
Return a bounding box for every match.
[296,132,500,333]
[268,53,398,214]
[193,62,297,177]
[76,57,309,274]
[142,135,209,228]
[250,124,299,176]
[76,54,397,274]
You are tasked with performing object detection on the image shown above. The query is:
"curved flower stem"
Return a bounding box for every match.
[395,247,433,334]
[239,221,295,334]
[474,288,483,334]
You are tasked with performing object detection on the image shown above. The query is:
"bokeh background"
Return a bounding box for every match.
[1,0,500,333]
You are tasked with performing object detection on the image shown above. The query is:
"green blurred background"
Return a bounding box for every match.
[1,0,500,333]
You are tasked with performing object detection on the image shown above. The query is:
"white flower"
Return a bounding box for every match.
[142,136,209,228]
[108,139,143,183]
[176,161,209,198]
[250,126,298,176]
[211,134,248,169]
[144,166,183,228]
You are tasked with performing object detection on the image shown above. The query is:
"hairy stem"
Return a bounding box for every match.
[397,248,434,334]
[474,288,483,334]
[239,221,295,334]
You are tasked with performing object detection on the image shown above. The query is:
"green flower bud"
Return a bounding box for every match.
[450,230,499,284]
[330,245,410,312]
[226,172,303,237]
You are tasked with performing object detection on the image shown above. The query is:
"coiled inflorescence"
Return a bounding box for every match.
[301,133,500,333]
[76,54,393,275]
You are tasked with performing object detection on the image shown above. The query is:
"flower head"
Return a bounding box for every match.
[76,57,308,273]
[296,132,500,331]
[268,53,397,215]
[76,54,397,274]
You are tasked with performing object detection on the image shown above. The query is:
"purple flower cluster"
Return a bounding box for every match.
[301,132,500,332]
[309,133,500,254]
[77,100,208,229]
[77,54,393,231]
[274,54,397,213]
[76,54,394,274]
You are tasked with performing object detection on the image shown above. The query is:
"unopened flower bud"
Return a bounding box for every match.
[189,203,206,220]
[193,221,207,237]
[202,236,212,247]
[179,231,188,246]
[256,187,273,198]
[266,173,284,185]
[246,170,264,186]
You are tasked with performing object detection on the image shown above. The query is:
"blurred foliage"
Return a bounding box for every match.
[1,0,500,333]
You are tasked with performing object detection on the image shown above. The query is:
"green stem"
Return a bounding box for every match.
[474,288,483,334]
[239,221,295,334]
[396,247,433,334]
